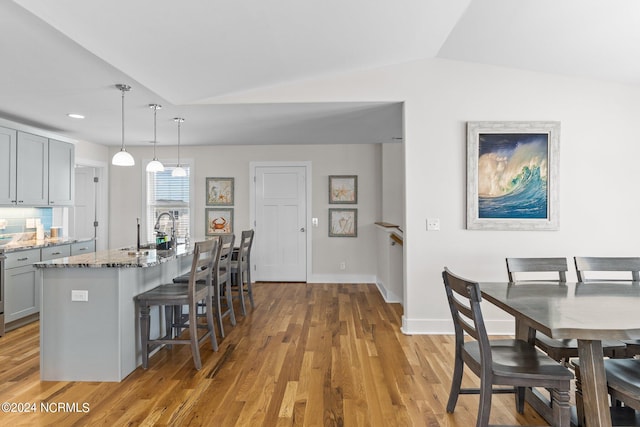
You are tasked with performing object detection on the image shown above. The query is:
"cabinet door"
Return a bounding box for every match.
[48,139,75,205]
[5,265,39,323]
[16,132,48,206]
[0,126,17,205]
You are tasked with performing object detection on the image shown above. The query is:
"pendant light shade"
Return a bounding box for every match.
[146,104,165,172]
[172,117,187,177]
[112,84,135,166]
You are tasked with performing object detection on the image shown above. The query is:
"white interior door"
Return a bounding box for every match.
[254,164,308,282]
[71,166,96,239]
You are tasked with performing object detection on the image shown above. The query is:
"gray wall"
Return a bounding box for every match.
[109,143,394,282]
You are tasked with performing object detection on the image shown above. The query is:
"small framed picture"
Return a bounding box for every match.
[206,177,234,206]
[329,208,357,237]
[329,175,357,204]
[205,208,233,235]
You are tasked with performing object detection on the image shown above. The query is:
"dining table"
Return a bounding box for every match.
[479,280,640,427]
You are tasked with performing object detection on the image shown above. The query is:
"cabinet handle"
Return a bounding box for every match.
[17,257,28,261]
[18,200,23,203]
[78,248,87,251]
[51,252,61,255]
[50,201,55,204]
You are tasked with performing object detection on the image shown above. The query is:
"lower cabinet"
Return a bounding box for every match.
[5,265,39,324]
[5,248,40,326]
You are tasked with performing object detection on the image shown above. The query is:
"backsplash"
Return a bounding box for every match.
[0,207,53,237]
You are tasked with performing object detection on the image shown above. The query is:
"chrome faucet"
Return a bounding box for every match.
[154,212,176,249]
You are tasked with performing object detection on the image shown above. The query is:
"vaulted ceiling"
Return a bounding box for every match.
[2,0,638,147]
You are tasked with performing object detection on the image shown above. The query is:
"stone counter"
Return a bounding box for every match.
[34,244,192,269]
[0,237,95,253]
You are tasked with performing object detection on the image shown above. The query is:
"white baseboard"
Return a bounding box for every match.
[401,316,516,336]
[375,280,402,303]
[307,273,377,284]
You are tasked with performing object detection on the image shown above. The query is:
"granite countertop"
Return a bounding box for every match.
[0,237,95,253]
[34,243,193,269]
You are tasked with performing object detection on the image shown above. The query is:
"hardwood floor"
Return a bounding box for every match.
[0,282,548,426]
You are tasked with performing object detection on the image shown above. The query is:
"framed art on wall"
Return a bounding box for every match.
[329,208,357,237]
[206,177,234,206]
[205,208,233,235]
[329,175,357,204]
[466,121,560,230]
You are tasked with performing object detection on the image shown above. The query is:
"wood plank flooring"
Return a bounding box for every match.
[0,282,548,426]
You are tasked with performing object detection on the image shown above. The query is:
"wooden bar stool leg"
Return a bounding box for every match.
[214,279,225,338]
[139,303,151,369]
[246,268,254,308]
[225,275,236,326]
[188,300,202,370]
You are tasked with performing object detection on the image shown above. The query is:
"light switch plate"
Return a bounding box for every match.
[427,218,440,231]
[312,217,319,227]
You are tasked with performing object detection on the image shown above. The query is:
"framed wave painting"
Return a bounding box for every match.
[466,121,560,230]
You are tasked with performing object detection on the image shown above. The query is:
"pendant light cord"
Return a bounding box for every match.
[121,88,125,150]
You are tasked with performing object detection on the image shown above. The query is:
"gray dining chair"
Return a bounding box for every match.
[573,358,640,426]
[506,257,625,362]
[135,239,219,370]
[574,256,640,357]
[442,267,573,427]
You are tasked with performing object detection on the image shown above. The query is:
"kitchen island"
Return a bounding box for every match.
[34,245,194,382]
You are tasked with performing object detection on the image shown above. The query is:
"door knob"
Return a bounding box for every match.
[300,227,305,232]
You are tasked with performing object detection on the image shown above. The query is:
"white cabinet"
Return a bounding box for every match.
[41,244,71,261]
[71,240,95,255]
[4,248,40,325]
[0,126,17,205]
[48,139,75,205]
[16,131,48,206]
[0,129,74,207]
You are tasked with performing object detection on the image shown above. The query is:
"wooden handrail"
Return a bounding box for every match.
[390,233,403,246]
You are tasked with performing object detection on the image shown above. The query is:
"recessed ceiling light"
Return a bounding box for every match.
[67,113,85,119]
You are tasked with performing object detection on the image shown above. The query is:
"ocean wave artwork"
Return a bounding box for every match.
[477,133,549,219]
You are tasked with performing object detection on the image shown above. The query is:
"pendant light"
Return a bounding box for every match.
[146,104,165,172]
[172,117,187,177]
[111,84,135,166]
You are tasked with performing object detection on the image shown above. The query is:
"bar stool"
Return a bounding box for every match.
[230,229,255,316]
[174,234,236,338]
[135,239,219,370]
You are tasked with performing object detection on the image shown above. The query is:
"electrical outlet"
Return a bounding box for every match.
[339,261,346,270]
[71,290,88,302]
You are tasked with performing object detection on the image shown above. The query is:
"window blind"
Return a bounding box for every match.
[146,166,191,243]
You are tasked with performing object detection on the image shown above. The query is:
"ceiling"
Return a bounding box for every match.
[2,0,639,147]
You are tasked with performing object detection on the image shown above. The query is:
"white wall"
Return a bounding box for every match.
[210,57,640,334]
[108,143,384,281]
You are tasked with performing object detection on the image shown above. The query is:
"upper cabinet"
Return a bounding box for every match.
[0,126,17,204]
[0,127,75,207]
[16,131,48,206]
[48,139,75,206]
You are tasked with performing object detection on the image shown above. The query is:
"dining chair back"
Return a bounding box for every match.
[506,257,568,282]
[574,256,640,282]
[442,267,573,427]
